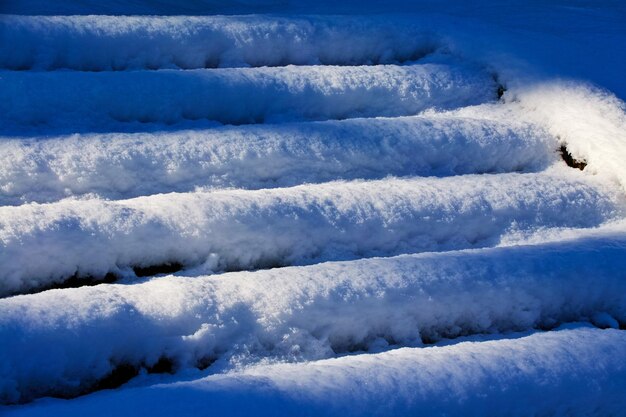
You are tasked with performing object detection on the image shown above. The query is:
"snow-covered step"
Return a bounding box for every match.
[0,114,555,205]
[0,172,622,296]
[10,326,624,417]
[5,326,624,416]
[1,15,440,70]
[1,234,625,404]
[0,63,497,131]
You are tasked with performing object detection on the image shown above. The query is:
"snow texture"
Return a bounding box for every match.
[5,326,625,417]
[1,234,625,404]
[0,63,497,132]
[0,15,440,70]
[2,0,626,414]
[507,83,626,191]
[0,113,554,205]
[1,171,623,296]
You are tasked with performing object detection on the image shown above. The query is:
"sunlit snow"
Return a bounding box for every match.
[1,1,626,416]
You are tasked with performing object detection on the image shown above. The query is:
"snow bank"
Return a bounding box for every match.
[1,233,625,403]
[1,172,622,296]
[0,114,554,205]
[5,326,623,417]
[0,63,497,132]
[0,15,440,70]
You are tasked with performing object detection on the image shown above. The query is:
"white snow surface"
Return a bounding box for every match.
[0,62,497,131]
[1,171,623,296]
[1,234,625,404]
[0,113,554,205]
[0,15,441,70]
[4,325,625,416]
[2,0,626,415]
[506,83,626,191]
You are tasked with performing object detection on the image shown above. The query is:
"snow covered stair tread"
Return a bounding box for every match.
[1,171,623,296]
[1,15,440,71]
[0,63,498,131]
[1,232,625,404]
[5,326,624,417]
[136,326,626,417]
[0,113,555,205]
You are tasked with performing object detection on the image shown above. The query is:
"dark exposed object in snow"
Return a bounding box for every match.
[560,145,587,170]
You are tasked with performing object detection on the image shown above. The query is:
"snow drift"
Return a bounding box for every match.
[504,82,626,191]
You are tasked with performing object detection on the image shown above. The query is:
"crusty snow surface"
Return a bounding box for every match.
[1,1,626,416]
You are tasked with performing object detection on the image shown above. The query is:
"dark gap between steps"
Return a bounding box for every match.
[5,46,439,72]
[46,357,177,403]
[2,272,118,298]
[3,258,295,298]
[133,262,184,277]
[3,263,184,298]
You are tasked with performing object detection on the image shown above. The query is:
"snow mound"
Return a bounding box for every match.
[1,172,622,296]
[1,235,625,403]
[0,113,554,205]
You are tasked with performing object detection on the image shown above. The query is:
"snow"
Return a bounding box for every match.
[1,0,626,414]
[0,15,440,70]
[0,113,554,205]
[2,171,623,296]
[0,62,497,132]
[1,234,625,404]
[66,326,623,417]
[3,2,625,98]
[506,82,626,191]
[0,0,291,15]
[2,326,626,415]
